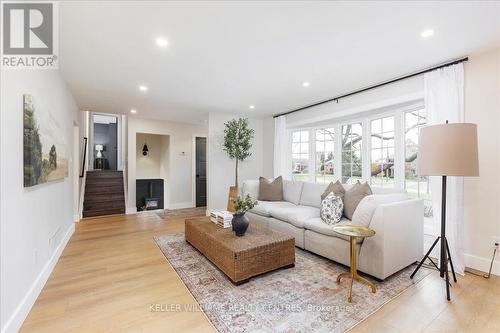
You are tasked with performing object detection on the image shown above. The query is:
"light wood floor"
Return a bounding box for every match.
[21,213,500,333]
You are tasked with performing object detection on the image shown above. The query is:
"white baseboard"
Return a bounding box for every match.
[464,252,500,277]
[73,214,80,222]
[1,223,75,333]
[168,202,194,209]
[126,207,137,214]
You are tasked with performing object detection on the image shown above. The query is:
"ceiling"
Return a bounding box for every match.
[60,1,500,124]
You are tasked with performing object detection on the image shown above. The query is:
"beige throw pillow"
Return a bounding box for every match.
[321,180,345,201]
[258,176,283,201]
[343,181,373,220]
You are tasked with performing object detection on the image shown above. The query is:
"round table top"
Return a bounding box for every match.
[332,224,376,238]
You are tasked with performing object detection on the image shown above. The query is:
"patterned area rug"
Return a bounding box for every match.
[154,233,430,333]
[157,207,206,220]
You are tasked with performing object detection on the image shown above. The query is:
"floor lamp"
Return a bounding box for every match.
[410,122,479,301]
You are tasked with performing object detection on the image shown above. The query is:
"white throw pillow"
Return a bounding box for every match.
[320,193,344,225]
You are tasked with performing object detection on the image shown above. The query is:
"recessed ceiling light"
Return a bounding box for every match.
[130,109,137,114]
[421,29,434,39]
[302,81,311,87]
[249,105,255,109]
[156,37,169,48]
[138,85,148,92]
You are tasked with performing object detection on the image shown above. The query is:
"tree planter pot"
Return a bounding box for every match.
[227,186,238,213]
[232,213,249,236]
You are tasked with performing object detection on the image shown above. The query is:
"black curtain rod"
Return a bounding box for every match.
[273,57,469,118]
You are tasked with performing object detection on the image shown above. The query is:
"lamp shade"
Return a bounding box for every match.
[418,123,479,177]
[95,144,103,151]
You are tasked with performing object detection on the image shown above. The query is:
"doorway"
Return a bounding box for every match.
[92,114,118,170]
[195,137,207,207]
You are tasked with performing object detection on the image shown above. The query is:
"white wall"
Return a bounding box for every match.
[0,70,80,333]
[207,113,264,212]
[262,117,275,178]
[127,117,206,211]
[463,48,500,274]
[136,133,167,179]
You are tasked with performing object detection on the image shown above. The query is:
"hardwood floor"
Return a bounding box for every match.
[21,213,500,332]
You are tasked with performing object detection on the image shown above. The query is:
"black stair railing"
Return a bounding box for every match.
[80,137,87,178]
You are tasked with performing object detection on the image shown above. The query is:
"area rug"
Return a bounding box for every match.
[154,233,430,333]
[157,207,206,220]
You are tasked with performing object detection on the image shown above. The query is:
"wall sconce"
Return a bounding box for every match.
[142,143,149,156]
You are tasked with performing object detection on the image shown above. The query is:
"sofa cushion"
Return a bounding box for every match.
[249,200,296,217]
[268,205,319,228]
[241,180,259,199]
[304,217,362,243]
[259,176,283,201]
[321,180,345,201]
[299,182,328,208]
[351,193,409,227]
[283,180,303,205]
[343,182,372,220]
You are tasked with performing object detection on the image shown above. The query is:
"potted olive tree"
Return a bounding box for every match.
[223,117,254,212]
[232,194,258,236]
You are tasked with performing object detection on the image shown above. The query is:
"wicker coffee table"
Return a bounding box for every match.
[185,217,295,284]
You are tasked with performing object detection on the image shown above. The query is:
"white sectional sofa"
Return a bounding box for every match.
[242,179,424,280]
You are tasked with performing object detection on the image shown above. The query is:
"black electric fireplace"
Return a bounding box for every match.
[136,179,164,211]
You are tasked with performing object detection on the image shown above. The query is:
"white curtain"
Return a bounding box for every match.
[424,63,465,275]
[273,116,290,179]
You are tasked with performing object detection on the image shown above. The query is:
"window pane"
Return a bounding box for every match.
[325,140,334,152]
[342,123,362,184]
[292,131,301,142]
[300,142,309,154]
[371,119,382,134]
[371,116,395,187]
[315,128,335,183]
[383,116,394,132]
[292,130,310,181]
[301,131,309,142]
[316,141,324,152]
[405,109,432,217]
[324,128,335,140]
[371,135,382,149]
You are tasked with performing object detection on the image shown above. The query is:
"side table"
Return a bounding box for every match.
[333,224,376,302]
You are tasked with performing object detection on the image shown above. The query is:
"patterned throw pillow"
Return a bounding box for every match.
[320,193,344,225]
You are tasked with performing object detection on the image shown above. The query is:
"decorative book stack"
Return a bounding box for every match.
[210,211,233,228]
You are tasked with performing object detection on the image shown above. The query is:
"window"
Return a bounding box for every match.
[291,130,309,181]
[315,128,335,183]
[341,123,362,184]
[370,116,395,187]
[405,109,433,217]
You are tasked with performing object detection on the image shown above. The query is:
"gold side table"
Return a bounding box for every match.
[333,224,376,302]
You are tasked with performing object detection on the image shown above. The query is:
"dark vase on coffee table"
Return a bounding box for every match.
[232,213,249,236]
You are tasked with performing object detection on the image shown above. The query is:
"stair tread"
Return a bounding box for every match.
[83,205,125,212]
[84,195,124,201]
[83,208,125,218]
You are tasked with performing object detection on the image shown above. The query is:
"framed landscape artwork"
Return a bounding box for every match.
[23,94,68,187]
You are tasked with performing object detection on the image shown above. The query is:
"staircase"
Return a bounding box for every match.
[83,170,125,218]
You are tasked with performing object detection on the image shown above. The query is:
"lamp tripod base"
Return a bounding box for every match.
[410,236,457,301]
